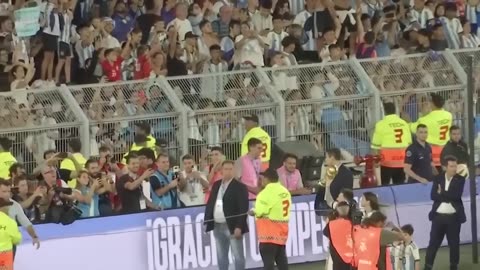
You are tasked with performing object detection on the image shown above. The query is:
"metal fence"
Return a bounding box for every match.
[166,69,280,162]
[359,52,467,128]
[0,49,476,169]
[0,87,88,171]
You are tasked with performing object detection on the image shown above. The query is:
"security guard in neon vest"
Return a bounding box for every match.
[372,102,412,185]
[241,114,271,172]
[410,94,452,168]
[132,122,156,151]
[250,168,291,270]
[0,138,16,180]
[0,198,22,270]
[122,134,157,164]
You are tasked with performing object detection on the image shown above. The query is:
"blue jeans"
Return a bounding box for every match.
[213,223,245,270]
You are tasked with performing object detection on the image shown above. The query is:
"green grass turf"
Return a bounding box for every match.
[290,244,477,270]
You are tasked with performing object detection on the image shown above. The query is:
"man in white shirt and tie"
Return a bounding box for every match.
[424,156,466,270]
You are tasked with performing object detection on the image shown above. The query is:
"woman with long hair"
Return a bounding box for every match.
[361,191,380,219]
[72,171,100,218]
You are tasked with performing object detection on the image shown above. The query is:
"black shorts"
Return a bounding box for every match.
[58,42,72,58]
[42,33,59,52]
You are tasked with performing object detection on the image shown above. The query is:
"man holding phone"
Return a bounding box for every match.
[178,154,209,206]
[150,153,182,209]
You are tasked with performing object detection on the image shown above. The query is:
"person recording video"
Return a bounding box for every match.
[178,154,208,207]
[116,153,157,214]
[149,153,182,210]
[11,175,45,223]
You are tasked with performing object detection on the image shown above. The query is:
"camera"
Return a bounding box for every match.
[53,186,73,195]
[346,200,363,225]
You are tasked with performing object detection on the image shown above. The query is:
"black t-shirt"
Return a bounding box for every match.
[0,65,9,92]
[116,174,142,214]
[166,55,188,77]
[137,14,162,44]
[430,39,448,51]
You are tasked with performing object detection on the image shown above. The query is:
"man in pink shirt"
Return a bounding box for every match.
[235,138,263,199]
[276,153,312,196]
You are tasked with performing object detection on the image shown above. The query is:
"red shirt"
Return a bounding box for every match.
[101,57,123,82]
[134,54,152,80]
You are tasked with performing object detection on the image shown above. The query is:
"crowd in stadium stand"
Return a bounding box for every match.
[1,0,479,92]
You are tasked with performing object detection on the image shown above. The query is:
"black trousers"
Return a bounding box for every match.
[424,214,461,270]
[259,243,288,270]
[380,166,405,185]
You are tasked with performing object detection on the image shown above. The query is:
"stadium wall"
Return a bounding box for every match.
[14,180,480,270]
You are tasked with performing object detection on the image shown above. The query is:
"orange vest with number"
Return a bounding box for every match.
[353,226,381,270]
[329,218,354,264]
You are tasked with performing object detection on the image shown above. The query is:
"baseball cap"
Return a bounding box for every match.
[184,31,198,39]
[260,168,279,180]
[243,114,259,123]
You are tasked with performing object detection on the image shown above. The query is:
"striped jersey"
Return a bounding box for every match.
[266,31,288,52]
[441,17,463,49]
[59,10,73,43]
[402,241,420,270]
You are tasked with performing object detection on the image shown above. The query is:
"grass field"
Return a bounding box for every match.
[291,245,477,270]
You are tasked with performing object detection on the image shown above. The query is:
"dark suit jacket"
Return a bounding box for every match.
[204,179,249,234]
[429,173,466,224]
[314,164,354,211]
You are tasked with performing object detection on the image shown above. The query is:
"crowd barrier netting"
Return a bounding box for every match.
[14,181,480,270]
[0,49,475,165]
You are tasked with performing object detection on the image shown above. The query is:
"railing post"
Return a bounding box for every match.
[156,77,189,157]
[255,68,286,141]
[445,50,471,140]
[349,58,382,125]
[59,84,91,157]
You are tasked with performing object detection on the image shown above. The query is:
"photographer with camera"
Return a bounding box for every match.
[116,153,157,214]
[12,175,45,223]
[0,179,40,255]
[40,165,79,225]
[150,153,182,209]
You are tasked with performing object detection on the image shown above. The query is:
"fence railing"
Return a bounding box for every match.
[1,49,475,167]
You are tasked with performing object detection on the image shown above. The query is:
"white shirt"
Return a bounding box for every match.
[234,35,264,66]
[178,170,207,206]
[167,18,193,41]
[213,179,231,223]
[436,175,457,214]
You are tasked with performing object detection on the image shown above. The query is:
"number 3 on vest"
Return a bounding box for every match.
[282,200,290,217]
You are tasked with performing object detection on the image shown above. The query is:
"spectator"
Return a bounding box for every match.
[266,14,288,53]
[85,158,115,216]
[361,191,380,219]
[40,0,63,85]
[137,0,162,44]
[220,20,241,65]
[166,27,188,78]
[234,21,267,67]
[212,5,233,38]
[112,1,135,42]
[251,0,273,33]
[72,170,100,218]
[167,2,193,41]
[8,163,25,180]
[12,175,44,223]
[150,153,181,209]
[399,224,421,270]
[54,2,74,85]
[276,153,311,195]
[178,154,208,206]
[116,153,155,214]
[205,146,225,202]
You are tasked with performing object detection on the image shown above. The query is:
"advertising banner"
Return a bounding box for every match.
[14,182,479,270]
